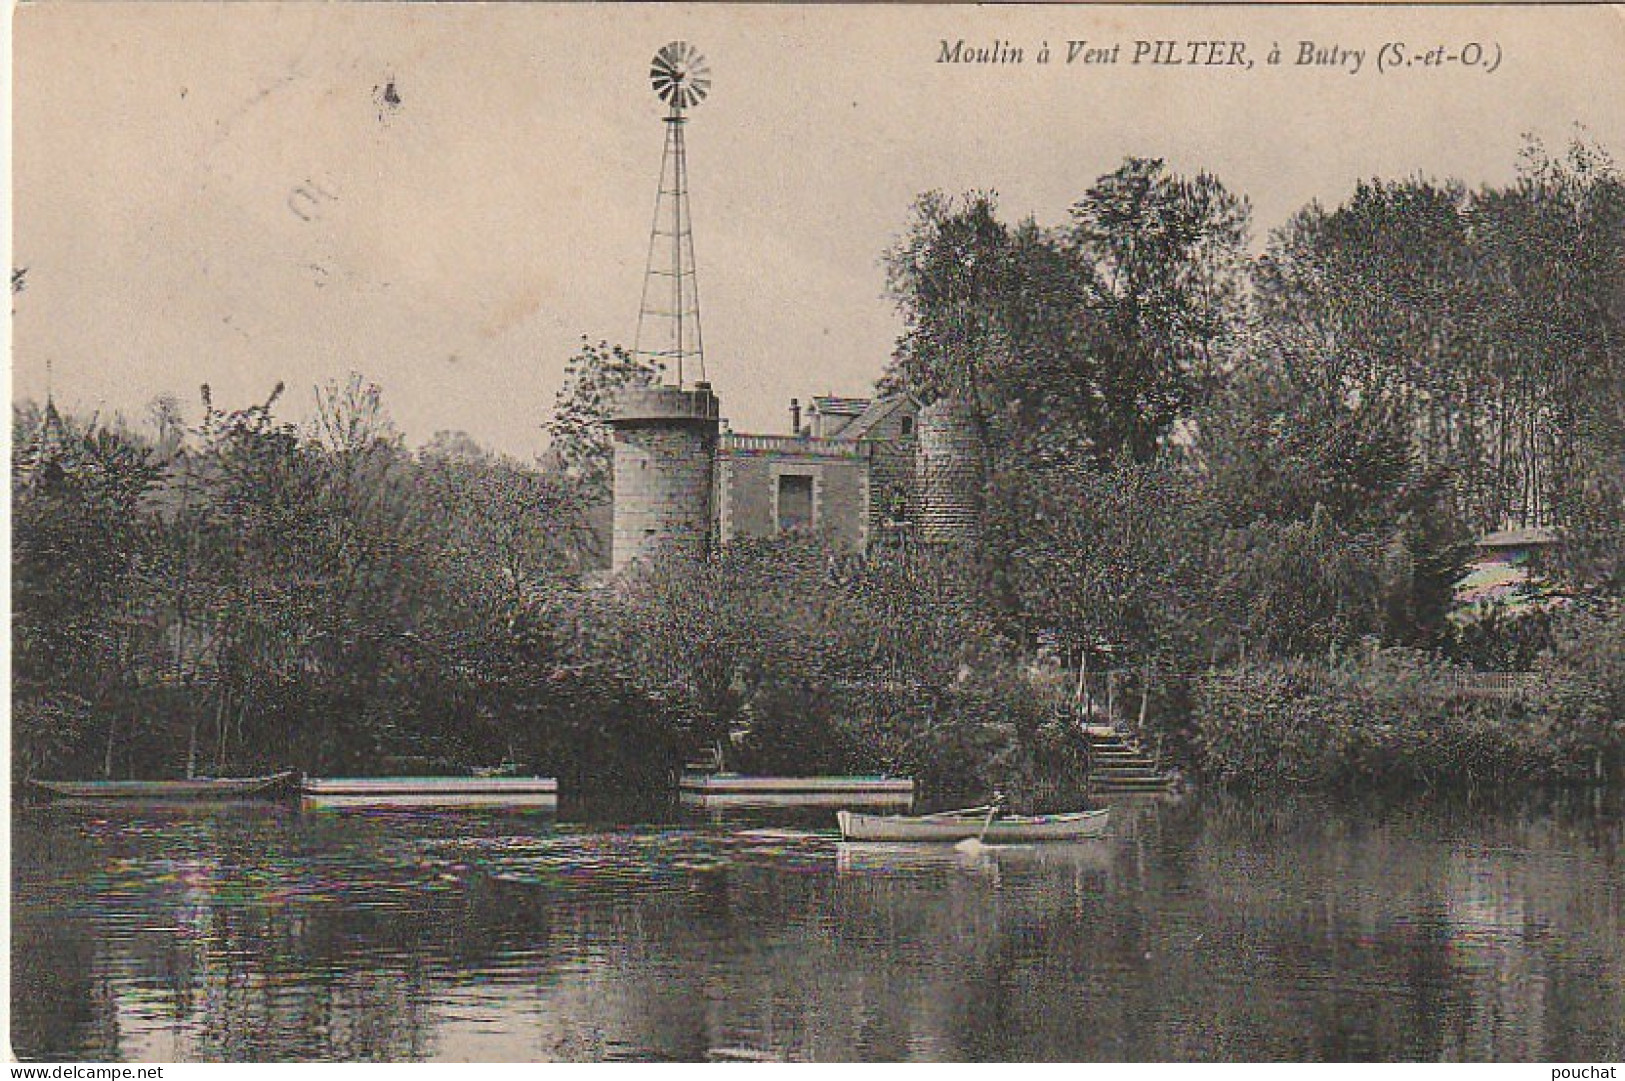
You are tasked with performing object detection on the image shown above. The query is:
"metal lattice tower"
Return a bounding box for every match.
[635,41,711,388]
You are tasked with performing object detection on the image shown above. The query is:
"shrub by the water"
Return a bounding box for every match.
[1532,604,1625,783]
[1191,651,1616,791]
[1448,605,1559,671]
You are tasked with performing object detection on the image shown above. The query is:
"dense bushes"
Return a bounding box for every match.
[584,532,1077,801]
[1448,605,1559,670]
[1532,604,1625,781]
[1192,643,1624,791]
[10,382,653,787]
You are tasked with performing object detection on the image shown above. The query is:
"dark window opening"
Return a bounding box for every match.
[886,484,909,522]
[777,474,814,532]
[900,415,915,437]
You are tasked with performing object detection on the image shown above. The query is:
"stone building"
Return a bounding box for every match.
[609,383,988,569]
[608,382,722,572]
[604,43,980,569]
[715,394,923,551]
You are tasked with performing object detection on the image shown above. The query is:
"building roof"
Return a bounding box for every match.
[809,395,870,417]
[1477,526,1560,549]
[838,393,922,442]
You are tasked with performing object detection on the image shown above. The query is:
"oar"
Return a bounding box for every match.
[976,799,1000,841]
[955,794,1003,856]
[920,803,992,821]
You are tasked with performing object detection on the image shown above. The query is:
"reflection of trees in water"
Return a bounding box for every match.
[501,844,1119,1061]
[12,796,1623,1062]
[181,831,578,1060]
[184,904,423,1060]
[11,903,120,1060]
[1119,792,1622,1061]
[12,809,573,1061]
[11,815,123,1060]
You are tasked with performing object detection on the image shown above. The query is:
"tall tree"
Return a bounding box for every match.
[12,410,159,778]
[545,338,660,501]
[1483,137,1625,569]
[1068,157,1252,462]
[883,191,1015,414]
[1253,136,1625,555]
[884,164,1251,472]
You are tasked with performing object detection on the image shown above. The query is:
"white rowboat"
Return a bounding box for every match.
[302,776,557,808]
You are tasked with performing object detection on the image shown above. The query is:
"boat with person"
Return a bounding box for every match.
[26,770,303,803]
[836,803,1109,843]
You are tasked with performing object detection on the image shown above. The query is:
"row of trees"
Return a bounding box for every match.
[13,377,598,783]
[882,137,1625,678]
[14,377,1063,796]
[13,134,1623,792]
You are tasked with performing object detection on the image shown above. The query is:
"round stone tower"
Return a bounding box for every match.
[610,382,721,571]
[916,396,983,546]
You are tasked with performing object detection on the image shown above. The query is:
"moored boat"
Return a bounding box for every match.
[680,773,914,808]
[836,806,1109,843]
[302,775,558,808]
[27,770,302,803]
[679,774,914,795]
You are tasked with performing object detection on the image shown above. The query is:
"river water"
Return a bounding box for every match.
[11,791,1623,1062]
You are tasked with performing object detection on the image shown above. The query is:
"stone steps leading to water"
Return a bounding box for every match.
[1086,729,1180,797]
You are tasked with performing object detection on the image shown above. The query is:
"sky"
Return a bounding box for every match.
[12,3,1625,459]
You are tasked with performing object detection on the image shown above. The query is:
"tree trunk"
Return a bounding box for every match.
[235,679,252,771]
[213,687,231,775]
[1082,651,1093,724]
[185,714,199,780]
[103,715,118,780]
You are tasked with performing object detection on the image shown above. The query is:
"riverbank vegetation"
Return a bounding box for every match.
[877,134,1625,792]
[1193,634,1624,792]
[13,134,1625,795]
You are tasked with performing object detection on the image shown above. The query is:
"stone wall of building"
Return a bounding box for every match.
[865,436,917,534]
[851,397,921,541]
[717,434,869,550]
[916,397,983,546]
[610,384,721,572]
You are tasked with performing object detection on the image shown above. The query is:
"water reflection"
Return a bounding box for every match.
[11,793,1623,1061]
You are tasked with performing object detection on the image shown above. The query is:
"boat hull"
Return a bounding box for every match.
[680,774,914,809]
[302,776,558,809]
[836,807,1109,843]
[680,774,914,794]
[27,771,302,802]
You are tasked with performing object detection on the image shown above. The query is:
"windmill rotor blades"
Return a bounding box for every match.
[650,41,709,108]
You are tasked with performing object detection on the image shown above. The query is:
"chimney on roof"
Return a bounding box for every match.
[790,398,802,436]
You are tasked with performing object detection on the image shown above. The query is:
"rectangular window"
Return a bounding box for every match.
[777,473,814,532]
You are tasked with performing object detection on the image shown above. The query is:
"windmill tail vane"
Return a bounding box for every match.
[635,41,711,387]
